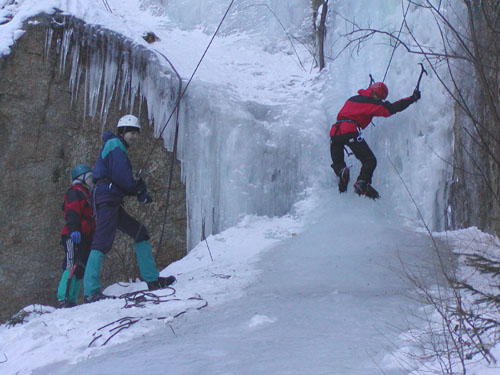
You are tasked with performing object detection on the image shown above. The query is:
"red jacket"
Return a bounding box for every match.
[330,87,415,136]
[61,184,95,240]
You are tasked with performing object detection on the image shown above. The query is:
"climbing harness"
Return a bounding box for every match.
[332,119,364,157]
[334,119,364,140]
[356,127,364,142]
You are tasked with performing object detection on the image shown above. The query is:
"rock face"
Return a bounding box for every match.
[447,5,500,237]
[0,14,186,321]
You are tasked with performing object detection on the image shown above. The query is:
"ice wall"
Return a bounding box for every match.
[148,0,456,231]
[319,1,455,229]
[176,91,308,247]
[46,6,316,250]
[47,0,456,250]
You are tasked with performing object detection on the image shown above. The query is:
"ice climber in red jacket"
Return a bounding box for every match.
[329,82,421,199]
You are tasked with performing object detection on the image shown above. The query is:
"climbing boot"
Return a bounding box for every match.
[354,179,368,195]
[83,291,113,304]
[354,180,380,200]
[338,167,350,193]
[57,300,76,309]
[365,184,380,200]
[147,276,176,291]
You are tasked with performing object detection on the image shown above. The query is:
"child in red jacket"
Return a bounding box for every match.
[56,164,95,308]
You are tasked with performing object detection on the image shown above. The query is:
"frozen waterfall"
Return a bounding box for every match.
[48,0,454,249]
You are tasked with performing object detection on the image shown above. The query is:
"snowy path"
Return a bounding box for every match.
[39,191,439,375]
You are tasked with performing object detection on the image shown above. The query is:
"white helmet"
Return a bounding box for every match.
[117,115,140,131]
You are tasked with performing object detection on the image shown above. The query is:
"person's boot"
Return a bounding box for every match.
[338,167,350,193]
[354,179,368,195]
[365,184,380,200]
[147,276,176,291]
[57,300,76,309]
[354,180,380,200]
[83,291,113,304]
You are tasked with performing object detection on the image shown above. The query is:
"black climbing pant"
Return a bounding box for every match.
[330,132,377,184]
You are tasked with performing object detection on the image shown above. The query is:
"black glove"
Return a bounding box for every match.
[136,178,147,195]
[138,190,153,204]
[411,89,421,102]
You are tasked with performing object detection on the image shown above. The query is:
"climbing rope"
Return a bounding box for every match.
[90,0,234,280]
[241,4,306,71]
[139,0,236,173]
[101,0,112,13]
[133,0,235,263]
[119,287,177,308]
[88,290,208,347]
[153,51,182,262]
[382,0,412,82]
[360,1,411,133]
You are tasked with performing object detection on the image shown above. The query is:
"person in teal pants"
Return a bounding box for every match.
[83,115,176,303]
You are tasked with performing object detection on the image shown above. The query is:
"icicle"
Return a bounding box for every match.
[69,44,81,107]
[44,28,53,60]
[99,35,119,125]
[58,28,73,76]
[85,37,104,122]
[118,49,131,112]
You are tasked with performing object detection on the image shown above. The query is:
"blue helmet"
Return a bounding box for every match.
[71,164,92,180]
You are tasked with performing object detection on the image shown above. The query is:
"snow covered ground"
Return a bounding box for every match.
[1,1,499,374]
[2,189,499,375]
[0,189,446,374]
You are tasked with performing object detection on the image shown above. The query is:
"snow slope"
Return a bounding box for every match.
[1,190,439,375]
[1,1,499,374]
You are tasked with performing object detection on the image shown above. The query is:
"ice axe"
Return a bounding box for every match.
[415,63,428,91]
[368,73,375,87]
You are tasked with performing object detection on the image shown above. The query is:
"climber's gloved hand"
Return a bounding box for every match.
[411,89,421,102]
[136,178,147,195]
[70,231,81,244]
[138,190,153,204]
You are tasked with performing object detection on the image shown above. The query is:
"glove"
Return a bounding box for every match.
[138,190,153,204]
[411,89,421,102]
[136,178,147,195]
[70,231,81,244]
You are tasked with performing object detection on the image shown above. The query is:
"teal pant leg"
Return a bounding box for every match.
[83,250,105,297]
[69,278,82,304]
[57,271,82,303]
[57,270,71,301]
[135,241,159,282]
